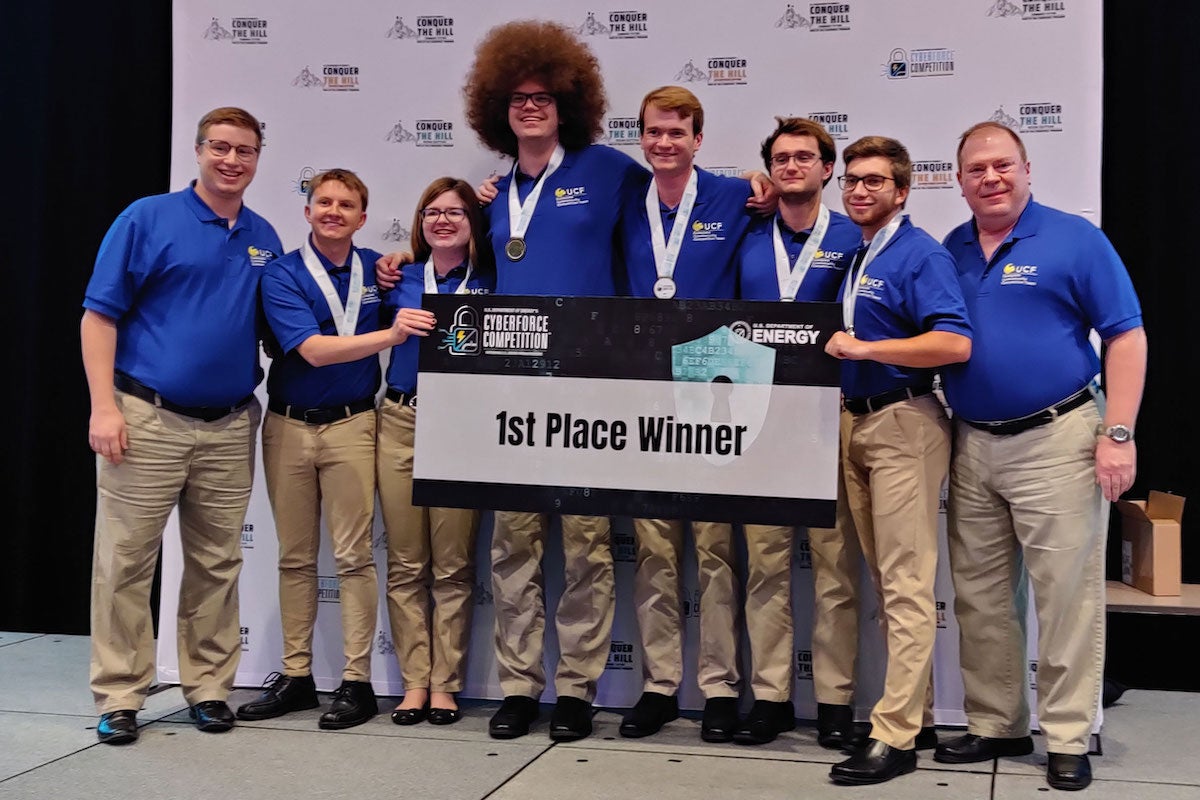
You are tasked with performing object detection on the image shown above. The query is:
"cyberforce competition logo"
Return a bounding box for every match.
[385,15,454,42]
[605,115,640,147]
[990,103,1063,133]
[675,57,748,86]
[912,160,955,190]
[775,3,852,32]
[577,10,649,39]
[202,17,269,44]
[986,0,1065,20]
[293,64,360,91]
[442,306,550,357]
[886,48,955,79]
[317,576,340,603]
[386,119,454,147]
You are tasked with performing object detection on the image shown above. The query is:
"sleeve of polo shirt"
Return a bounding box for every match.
[83,212,142,320]
[261,264,323,355]
[1075,224,1143,340]
[910,248,973,337]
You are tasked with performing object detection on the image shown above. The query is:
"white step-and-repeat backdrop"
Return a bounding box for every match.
[160,0,1103,728]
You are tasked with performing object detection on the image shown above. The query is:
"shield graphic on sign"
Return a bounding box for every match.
[670,325,776,465]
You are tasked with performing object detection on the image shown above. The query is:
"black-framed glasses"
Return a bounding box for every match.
[837,174,896,191]
[201,139,260,162]
[420,207,467,222]
[508,92,555,109]
[770,151,822,168]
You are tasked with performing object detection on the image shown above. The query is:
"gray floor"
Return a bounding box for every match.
[1,634,1197,799]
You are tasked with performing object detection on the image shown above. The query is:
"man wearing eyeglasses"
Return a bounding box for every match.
[934,122,1145,792]
[734,117,866,748]
[236,169,434,730]
[823,136,972,785]
[81,107,281,744]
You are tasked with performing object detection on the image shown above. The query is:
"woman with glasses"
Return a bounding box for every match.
[379,177,495,726]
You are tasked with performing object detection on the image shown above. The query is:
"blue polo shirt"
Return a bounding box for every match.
[261,240,386,407]
[940,199,1142,421]
[837,216,972,399]
[487,144,647,296]
[385,260,495,394]
[620,168,753,299]
[83,184,282,406]
[737,209,861,301]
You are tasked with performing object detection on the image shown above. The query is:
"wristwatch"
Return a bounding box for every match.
[1096,423,1134,443]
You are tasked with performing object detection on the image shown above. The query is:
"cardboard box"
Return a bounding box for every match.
[1117,491,1185,596]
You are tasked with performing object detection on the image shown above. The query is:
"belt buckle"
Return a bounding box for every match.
[302,408,327,424]
[409,394,417,409]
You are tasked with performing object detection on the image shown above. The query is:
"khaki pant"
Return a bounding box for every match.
[491,512,614,702]
[632,519,739,699]
[840,395,948,749]
[262,409,378,682]
[947,404,1105,754]
[808,518,863,705]
[741,524,795,701]
[90,391,261,713]
[377,400,478,692]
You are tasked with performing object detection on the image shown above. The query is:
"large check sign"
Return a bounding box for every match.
[413,296,841,527]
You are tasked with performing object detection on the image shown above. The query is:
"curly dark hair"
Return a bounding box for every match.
[464,19,608,157]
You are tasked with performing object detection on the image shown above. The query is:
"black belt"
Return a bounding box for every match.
[385,388,417,408]
[115,373,253,423]
[843,385,933,415]
[961,386,1093,436]
[268,396,376,425]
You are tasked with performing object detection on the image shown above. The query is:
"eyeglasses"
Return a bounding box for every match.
[420,207,467,222]
[509,92,555,108]
[770,151,822,168]
[201,139,260,162]
[837,174,896,191]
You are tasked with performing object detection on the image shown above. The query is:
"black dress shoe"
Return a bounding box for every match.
[1047,753,1092,791]
[318,680,377,730]
[390,700,429,726]
[189,700,235,732]
[619,691,679,738]
[549,696,594,742]
[843,723,937,752]
[830,738,917,785]
[915,726,938,750]
[700,697,739,743]
[97,709,139,744]
[734,699,796,745]
[489,695,540,739]
[933,733,1035,764]
[236,672,320,721]
[816,703,855,749]
[428,707,462,725]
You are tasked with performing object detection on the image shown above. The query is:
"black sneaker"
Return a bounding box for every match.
[318,680,377,730]
[236,672,320,721]
[97,709,138,745]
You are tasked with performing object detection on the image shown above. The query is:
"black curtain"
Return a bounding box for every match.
[3,3,1195,642]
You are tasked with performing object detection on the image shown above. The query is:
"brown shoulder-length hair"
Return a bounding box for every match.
[410,178,496,278]
[464,19,607,157]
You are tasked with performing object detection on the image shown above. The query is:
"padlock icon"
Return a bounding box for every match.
[449,306,480,355]
[888,48,907,79]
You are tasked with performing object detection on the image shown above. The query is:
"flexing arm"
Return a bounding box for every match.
[295,307,435,368]
[1095,325,1147,501]
[81,310,127,464]
[824,329,971,368]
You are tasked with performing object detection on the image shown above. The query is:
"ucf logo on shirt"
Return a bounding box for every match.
[1000,262,1039,286]
[247,245,277,266]
[554,186,589,207]
[690,219,726,242]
